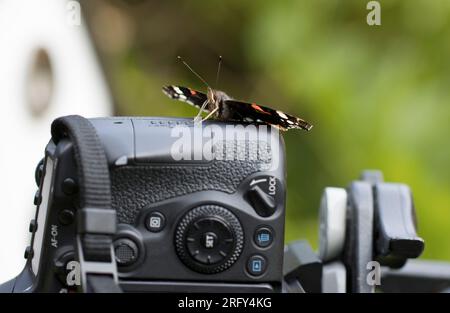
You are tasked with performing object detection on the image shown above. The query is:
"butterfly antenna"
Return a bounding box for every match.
[215,55,222,88]
[177,56,209,88]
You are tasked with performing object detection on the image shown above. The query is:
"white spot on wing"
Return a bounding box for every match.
[276,110,288,119]
[173,86,183,94]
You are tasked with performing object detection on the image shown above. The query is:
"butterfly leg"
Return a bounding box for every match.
[193,100,209,123]
[201,106,219,122]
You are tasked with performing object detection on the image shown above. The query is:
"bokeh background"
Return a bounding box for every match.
[86,0,448,260]
[78,0,450,260]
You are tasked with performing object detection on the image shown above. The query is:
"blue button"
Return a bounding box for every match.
[252,260,262,272]
[254,227,274,248]
[247,255,267,276]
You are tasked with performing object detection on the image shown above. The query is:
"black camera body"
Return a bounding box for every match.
[2,115,444,294]
[4,117,286,292]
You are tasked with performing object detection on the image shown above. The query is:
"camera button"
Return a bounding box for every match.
[186,219,234,265]
[62,178,78,195]
[254,227,274,248]
[175,205,244,274]
[114,238,139,266]
[24,246,34,259]
[145,211,166,232]
[202,232,218,249]
[58,209,75,225]
[29,219,37,233]
[33,190,41,206]
[34,158,44,187]
[247,255,267,276]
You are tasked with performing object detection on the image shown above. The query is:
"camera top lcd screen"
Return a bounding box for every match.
[31,157,53,275]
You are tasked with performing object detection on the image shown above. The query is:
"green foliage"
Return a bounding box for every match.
[88,0,450,260]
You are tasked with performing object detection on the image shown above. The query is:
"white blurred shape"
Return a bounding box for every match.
[0,0,112,283]
[319,187,347,262]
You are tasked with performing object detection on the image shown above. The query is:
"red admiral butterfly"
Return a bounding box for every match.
[162,56,313,131]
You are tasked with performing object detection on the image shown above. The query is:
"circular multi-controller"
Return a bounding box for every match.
[175,205,244,274]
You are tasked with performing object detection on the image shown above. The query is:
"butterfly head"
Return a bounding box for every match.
[207,88,231,106]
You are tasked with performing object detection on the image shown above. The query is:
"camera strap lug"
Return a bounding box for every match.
[76,235,120,293]
[51,115,121,293]
[76,208,119,293]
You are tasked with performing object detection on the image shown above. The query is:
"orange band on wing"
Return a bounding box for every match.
[190,89,197,95]
[251,103,270,114]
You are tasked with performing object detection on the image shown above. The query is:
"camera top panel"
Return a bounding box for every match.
[90,117,284,171]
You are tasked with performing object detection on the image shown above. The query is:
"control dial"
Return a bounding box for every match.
[175,205,244,274]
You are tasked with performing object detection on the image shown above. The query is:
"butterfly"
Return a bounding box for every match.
[162,56,313,131]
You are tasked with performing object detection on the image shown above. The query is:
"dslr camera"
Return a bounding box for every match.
[1,116,286,293]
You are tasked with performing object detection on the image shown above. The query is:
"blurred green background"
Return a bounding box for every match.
[83,0,449,260]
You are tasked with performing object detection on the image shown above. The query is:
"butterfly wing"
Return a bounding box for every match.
[223,100,313,131]
[162,85,209,110]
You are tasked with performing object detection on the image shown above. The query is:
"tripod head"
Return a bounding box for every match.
[283,170,449,293]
